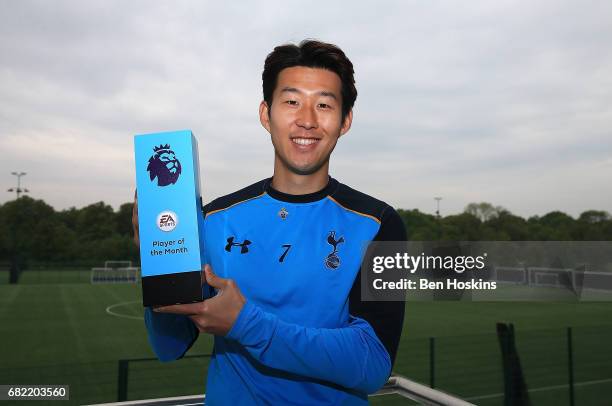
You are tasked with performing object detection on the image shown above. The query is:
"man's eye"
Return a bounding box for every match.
[286,100,298,106]
[318,103,330,109]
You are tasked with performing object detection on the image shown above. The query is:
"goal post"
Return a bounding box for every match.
[91,261,140,284]
[527,267,575,290]
[492,266,527,285]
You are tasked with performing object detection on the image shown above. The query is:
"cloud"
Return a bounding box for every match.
[1,0,611,217]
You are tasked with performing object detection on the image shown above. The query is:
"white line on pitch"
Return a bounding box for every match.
[106,300,144,320]
[466,377,612,401]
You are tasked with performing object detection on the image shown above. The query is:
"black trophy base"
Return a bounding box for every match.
[142,271,203,307]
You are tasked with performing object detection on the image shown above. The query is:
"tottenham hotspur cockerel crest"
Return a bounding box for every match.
[324,231,345,270]
[147,144,182,186]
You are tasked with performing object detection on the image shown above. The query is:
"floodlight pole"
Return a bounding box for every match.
[7,172,28,284]
[434,197,443,240]
[434,197,442,219]
[8,171,28,199]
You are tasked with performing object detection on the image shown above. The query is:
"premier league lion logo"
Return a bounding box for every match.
[147,144,182,186]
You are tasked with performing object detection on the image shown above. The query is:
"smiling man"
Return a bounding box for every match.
[137,39,406,405]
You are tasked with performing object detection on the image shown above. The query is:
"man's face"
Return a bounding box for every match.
[259,66,352,176]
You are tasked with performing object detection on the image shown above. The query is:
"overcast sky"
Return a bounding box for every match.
[1,1,611,218]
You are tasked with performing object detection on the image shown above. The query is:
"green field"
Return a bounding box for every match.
[1,271,611,405]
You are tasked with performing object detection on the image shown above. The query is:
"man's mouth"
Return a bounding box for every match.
[291,137,320,146]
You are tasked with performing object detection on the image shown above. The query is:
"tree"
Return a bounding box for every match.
[578,210,610,224]
[577,210,612,240]
[465,202,507,222]
[116,202,135,236]
[75,202,116,241]
[397,209,439,240]
[0,196,60,282]
[2,196,611,268]
[485,211,530,241]
[441,213,482,240]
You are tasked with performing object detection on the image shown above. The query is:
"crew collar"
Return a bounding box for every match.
[264,176,338,203]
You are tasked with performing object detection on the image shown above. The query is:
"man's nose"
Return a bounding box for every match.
[296,104,318,130]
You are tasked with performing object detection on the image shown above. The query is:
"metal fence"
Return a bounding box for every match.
[391,325,612,405]
[92,374,475,406]
[1,325,606,405]
[1,266,610,405]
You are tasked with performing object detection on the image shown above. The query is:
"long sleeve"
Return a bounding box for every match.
[142,202,211,362]
[144,307,199,362]
[224,206,406,394]
[226,300,391,394]
[348,206,407,369]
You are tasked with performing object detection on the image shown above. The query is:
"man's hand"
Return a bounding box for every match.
[132,190,139,246]
[153,264,247,336]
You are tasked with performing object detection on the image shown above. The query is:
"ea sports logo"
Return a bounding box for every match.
[157,211,178,232]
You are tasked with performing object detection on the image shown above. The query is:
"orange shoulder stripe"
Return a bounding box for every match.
[326,196,382,224]
[205,192,267,218]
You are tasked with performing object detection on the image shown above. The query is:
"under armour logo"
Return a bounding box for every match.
[225,236,251,254]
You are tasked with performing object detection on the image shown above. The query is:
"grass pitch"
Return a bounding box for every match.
[0,272,611,405]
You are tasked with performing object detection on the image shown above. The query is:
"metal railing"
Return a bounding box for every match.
[374,375,475,405]
[92,373,473,406]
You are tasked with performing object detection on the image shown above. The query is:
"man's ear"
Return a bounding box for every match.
[339,109,353,138]
[259,100,271,134]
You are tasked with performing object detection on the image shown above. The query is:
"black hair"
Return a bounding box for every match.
[262,39,357,123]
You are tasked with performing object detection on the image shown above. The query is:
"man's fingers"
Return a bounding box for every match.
[201,264,209,285]
[205,264,228,289]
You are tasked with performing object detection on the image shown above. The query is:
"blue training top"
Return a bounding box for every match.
[144,177,406,405]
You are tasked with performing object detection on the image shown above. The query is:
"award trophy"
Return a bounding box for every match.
[134,129,206,306]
